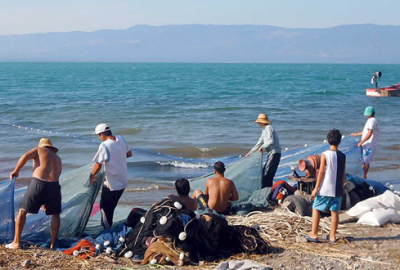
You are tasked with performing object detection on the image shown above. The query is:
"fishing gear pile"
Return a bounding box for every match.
[122,198,271,266]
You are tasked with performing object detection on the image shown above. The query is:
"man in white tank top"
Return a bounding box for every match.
[306,129,346,244]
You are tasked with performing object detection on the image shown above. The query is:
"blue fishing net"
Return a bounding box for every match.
[0,164,104,245]
[275,136,362,184]
[189,152,263,204]
[190,137,362,211]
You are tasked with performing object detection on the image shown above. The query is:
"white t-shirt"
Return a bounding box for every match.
[362,118,379,150]
[93,135,130,191]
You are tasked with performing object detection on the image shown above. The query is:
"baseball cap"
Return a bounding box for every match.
[93,123,110,135]
[364,106,375,116]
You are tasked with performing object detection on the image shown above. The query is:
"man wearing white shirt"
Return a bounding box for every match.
[350,106,380,179]
[90,123,132,229]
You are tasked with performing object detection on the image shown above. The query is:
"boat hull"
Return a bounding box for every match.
[366,84,400,97]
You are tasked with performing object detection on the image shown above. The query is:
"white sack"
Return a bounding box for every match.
[347,191,400,218]
[357,208,400,226]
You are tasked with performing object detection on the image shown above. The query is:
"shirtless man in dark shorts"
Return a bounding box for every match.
[6,138,62,250]
[192,161,239,214]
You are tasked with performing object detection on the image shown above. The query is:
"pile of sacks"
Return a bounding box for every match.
[347,190,400,226]
[64,198,271,265]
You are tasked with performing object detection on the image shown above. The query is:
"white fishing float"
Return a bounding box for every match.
[119,236,125,243]
[150,259,157,264]
[124,251,133,258]
[178,232,187,241]
[174,202,182,209]
[179,252,184,260]
[106,247,112,254]
[95,244,101,250]
[159,216,167,225]
[165,256,170,262]
[104,240,110,246]
[73,250,79,256]
[140,217,146,223]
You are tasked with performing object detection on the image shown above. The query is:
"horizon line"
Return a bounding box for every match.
[1,23,399,37]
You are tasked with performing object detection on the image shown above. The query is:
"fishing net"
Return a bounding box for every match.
[189,137,361,212]
[0,164,103,245]
[189,152,263,204]
[275,136,362,183]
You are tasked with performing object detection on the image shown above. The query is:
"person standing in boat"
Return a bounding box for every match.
[89,123,132,229]
[350,106,379,179]
[246,114,281,188]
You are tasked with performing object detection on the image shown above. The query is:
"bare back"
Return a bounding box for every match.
[206,175,238,213]
[168,195,198,211]
[32,147,62,182]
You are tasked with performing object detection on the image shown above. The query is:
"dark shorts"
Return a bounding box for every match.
[217,202,232,215]
[20,177,62,215]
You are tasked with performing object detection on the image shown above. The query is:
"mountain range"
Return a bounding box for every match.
[0,24,399,63]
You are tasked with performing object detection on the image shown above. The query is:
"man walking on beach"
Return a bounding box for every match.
[90,123,132,229]
[246,114,281,188]
[192,161,239,214]
[6,138,62,250]
[350,106,379,179]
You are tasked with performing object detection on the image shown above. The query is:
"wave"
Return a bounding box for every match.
[116,127,143,136]
[153,147,246,159]
[125,184,160,192]
[384,144,400,151]
[157,161,209,169]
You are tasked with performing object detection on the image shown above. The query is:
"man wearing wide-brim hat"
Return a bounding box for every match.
[246,114,282,188]
[6,138,62,250]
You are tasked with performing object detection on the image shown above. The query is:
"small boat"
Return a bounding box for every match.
[366,84,400,97]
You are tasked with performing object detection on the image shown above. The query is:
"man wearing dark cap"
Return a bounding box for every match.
[90,123,132,229]
[6,138,62,250]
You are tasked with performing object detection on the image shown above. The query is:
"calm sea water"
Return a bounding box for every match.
[1,63,399,206]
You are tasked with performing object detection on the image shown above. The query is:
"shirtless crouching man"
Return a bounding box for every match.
[6,138,62,250]
[192,161,238,215]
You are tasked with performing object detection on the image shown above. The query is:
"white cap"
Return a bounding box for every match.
[93,123,110,135]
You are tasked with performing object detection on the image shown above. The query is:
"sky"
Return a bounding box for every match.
[0,0,399,35]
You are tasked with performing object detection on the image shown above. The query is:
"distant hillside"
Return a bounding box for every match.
[0,24,399,63]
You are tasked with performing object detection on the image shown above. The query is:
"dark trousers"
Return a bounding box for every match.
[262,153,281,188]
[100,186,124,229]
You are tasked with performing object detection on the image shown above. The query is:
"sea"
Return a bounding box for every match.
[1,63,399,207]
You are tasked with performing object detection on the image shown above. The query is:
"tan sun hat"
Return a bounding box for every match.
[38,138,59,153]
[254,114,271,124]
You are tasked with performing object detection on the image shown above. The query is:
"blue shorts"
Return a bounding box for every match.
[313,195,342,212]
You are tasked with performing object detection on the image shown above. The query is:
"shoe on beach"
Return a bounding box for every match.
[5,243,20,249]
[322,234,338,244]
[305,235,320,243]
